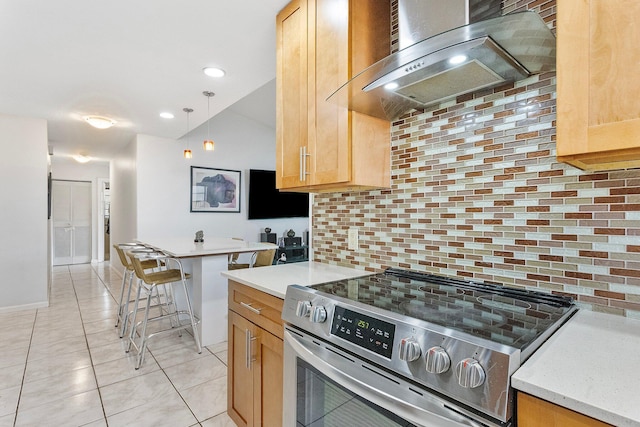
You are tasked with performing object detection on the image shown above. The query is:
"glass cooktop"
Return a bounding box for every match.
[309,268,576,350]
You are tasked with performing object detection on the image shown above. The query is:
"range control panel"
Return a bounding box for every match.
[331,306,395,359]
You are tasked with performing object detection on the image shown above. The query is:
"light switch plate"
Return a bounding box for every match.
[348,227,358,251]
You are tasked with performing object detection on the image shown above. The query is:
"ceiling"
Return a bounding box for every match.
[0,0,289,162]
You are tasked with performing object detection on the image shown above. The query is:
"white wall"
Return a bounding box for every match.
[0,114,49,311]
[110,136,138,269]
[110,109,308,268]
[136,108,309,241]
[50,157,110,261]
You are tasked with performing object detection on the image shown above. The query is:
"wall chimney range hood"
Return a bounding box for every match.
[327,0,556,121]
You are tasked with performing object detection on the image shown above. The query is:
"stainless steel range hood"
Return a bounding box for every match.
[327,0,556,121]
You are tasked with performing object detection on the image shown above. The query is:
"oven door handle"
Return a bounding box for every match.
[284,329,489,427]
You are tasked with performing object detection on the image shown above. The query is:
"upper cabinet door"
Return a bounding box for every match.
[276,0,310,189]
[276,0,391,192]
[556,0,640,170]
[308,0,351,187]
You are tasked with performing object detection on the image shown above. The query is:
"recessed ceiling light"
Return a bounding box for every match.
[160,112,174,119]
[73,154,91,163]
[203,67,225,78]
[84,116,116,129]
[384,82,399,90]
[449,55,467,65]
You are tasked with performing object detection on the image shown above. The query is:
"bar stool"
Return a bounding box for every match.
[126,252,201,369]
[113,244,162,338]
[228,248,276,269]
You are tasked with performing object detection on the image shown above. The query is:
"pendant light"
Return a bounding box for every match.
[203,91,215,151]
[183,107,193,159]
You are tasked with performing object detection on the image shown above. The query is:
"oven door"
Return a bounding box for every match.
[284,327,498,427]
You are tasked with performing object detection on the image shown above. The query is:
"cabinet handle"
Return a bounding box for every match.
[245,329,257,369]
[240,301,262,315]
[299,147,305,182]
[299,146,310,182]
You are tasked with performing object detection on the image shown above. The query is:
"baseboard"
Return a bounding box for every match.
[0,301,49,314]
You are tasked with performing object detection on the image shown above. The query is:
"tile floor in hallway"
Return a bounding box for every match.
[0,262,235,427]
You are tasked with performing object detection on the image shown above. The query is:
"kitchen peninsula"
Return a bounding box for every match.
[138,237,277,346]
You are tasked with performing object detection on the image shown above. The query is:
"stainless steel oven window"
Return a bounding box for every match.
[296,358,415,426]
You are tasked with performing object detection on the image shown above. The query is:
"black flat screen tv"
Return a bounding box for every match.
[248,169,309,219]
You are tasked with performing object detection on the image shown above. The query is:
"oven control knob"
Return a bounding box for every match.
[295,301,312,318]
[455,358,486,389]
[310,305,327,323]
[398,337,421,362]
[425,346,451,374]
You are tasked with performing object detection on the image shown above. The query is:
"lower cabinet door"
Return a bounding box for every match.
[228,310,284,427]
[517,393,613,427]
[254,329,283,426]
[228,311,257,427]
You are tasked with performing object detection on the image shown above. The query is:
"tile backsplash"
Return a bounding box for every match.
[312,0,640,318]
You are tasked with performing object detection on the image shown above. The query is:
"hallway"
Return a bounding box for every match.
[0,263,233,426]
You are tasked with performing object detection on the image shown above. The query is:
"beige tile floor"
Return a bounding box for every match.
[0,263,235,427]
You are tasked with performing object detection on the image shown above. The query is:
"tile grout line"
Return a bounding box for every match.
[11,266,46,427]
[72,265,110,427]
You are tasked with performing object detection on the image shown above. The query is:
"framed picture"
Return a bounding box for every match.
[190,166,241,213]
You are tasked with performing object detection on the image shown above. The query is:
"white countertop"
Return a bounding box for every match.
[137,237,276,258]
[221,261,374,299]
[512,310,640,426]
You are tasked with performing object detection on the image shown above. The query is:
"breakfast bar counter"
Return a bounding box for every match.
[137,237,276,346]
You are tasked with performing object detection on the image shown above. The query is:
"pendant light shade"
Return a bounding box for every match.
[203,91,215,151]
[183,107,193,159]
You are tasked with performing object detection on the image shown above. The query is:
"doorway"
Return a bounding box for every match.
[102,181,110,261]
[52,180,92,265]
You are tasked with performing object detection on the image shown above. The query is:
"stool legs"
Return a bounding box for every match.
[127,275,201,370]
[118,271,136,338]
[180,276,201,354]
[114,266,132,329]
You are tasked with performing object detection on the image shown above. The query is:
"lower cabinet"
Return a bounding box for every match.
[228,281,284,427]
[517,393,613,427]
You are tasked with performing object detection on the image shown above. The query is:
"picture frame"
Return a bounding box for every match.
[190,166,241,213]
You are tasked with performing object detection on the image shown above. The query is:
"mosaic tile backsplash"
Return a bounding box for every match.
[312,0,640,318]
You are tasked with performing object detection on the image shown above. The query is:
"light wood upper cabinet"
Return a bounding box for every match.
[276,0,391,192]
[276,0,308,189]
[556,0,640,170]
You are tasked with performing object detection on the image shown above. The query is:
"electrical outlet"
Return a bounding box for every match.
[348,227,358,250]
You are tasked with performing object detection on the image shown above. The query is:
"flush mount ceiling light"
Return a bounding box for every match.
[203,67,225,78]
[84,115,116,129]
[203,91,215,151]
[160,112,174,119]
[183,107,193,159]
[73,154,91,163]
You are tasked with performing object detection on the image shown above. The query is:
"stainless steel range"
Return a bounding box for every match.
[282,268,577,427]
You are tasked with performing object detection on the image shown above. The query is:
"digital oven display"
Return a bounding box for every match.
[331,306,395,359]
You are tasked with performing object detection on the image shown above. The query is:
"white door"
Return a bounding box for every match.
[52,180,92,265]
